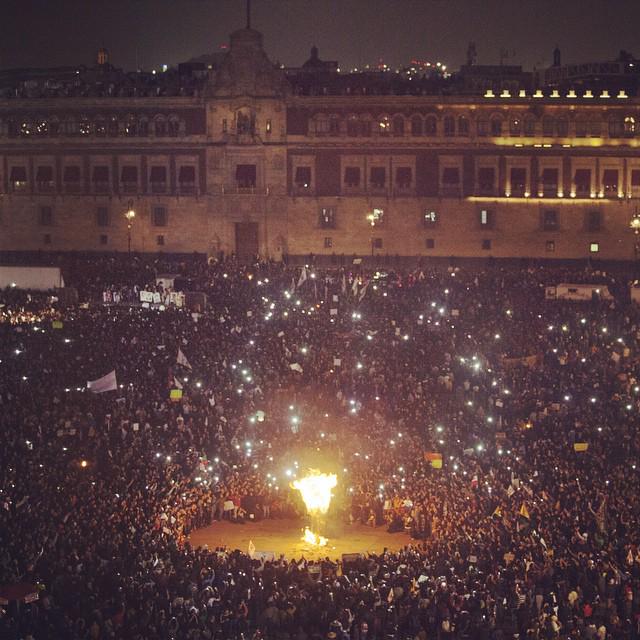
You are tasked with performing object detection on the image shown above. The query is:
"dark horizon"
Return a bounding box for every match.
[1,0,639,74]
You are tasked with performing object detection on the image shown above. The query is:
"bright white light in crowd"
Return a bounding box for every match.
[476,443,484,452]
[436,425,443,433]
[291,416,299,425]
[245,441,251,447]
[390,439,395,445]
[293,471,337,516]
[564,395,570,401]
[494,334,500,340]
[367,334,373,341]
[356,362,363,369]
[602,327,608,333]
[581,318,586,324]
[196,382,202,388]
[155,452,161,458]
[64,338,71,343]
[301,347,308,354]
[590,397,597,403]
[498,448,503,455]
[166,456,171,462]
[22,376,27,381]
[548,325,554,331]
[453,464,458,470]
[562,325,568,332]
[15,349,21,355]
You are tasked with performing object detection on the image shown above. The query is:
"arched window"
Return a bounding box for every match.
[95,117,106,137]
[624,116,636,135]
[154,116,167,137]
[48,117,60,136]
[108,116,119,136]
[490,117,503,136]
[410,115,422,136]
[313,114,330,135]
[125,115,137,136]
[443,115,455,136]
[556,117,569,137]
[523,116,536,136]
[509,118,521,136]
[608,117,623,138]
[35,117,48,136]
[347,115,359,136]
[359,117,371,137]
[168,117,180,137]
[424,115,437,135]
[378,115,390,136]
[392,115,404,136]
[79,116,91,136]
[542,116,555,136]
[329,115,340,135]
[457,116,469,136]
[138,118,149,137]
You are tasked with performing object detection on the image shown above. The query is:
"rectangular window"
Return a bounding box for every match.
[510,168,527,195]
[344,166,361,187]
[373,238,383,249]
[96,207,110,227]
[236,164,256,188]
[546,240,555,252]
[63,166,81,190]
[477,167,495,194]
[10,166,28,190]
[369,208,385,226]
[149,166,167,192]
[574,169,591,195]
[541,168,559,196]
[602,169,618,195]
[120,165,138,194]
[157,234,165,246]
[542,209,559,231]
[179,166,196,192]
[425,238,435,249]
[294,166,312,189]
[442,167,460,184]
[370,166,386,188]
[395,167,412,188]
[319,207,336,229]
[266,119,272,134]
[99,234,108,246]
[43,233,51,245]
[586,210,602,232]
[632,169,640,187]
[323,237,333,249]
[590,242,599,253]
[222,119,228,133]
[36,166,54,190]
[92,165,109,182]
[39,206,53,226]
[423,210,437,228]
[478,208,494,228]
[477,119,489,136]
[153,206,168,227]
[481,239,492,251]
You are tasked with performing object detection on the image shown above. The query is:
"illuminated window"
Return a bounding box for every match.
[602,169,618,195]
[624,116,636,135]
[323,237,333,249]
[9,166,28,191]
[378,116,390,135]
[589,242,599,253]
[479,209,494,229]
[319,207,336,229]
[423,210,438,228]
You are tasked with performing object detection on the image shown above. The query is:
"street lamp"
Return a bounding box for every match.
[366,212,376,258]
[124,200,136,254]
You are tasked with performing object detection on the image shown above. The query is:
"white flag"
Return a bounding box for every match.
[176,348,192,370]
[297,267,308,288]
[358,281,370,302]
[87,370,117,394]
[248,539,256,559]
[289,363,303,373]
[351,278,359,297]
[173,377,184,390]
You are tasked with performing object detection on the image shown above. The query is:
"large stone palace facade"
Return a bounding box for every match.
[1,27,640,261]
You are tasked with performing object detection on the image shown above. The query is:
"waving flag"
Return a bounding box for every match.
[87,370,117,394]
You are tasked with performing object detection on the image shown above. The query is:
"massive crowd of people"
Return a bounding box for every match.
[1,255,640,640]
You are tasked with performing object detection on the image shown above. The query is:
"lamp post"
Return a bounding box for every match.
[630,210,640,262]
[366,212,376,260]
[125,200,136,254]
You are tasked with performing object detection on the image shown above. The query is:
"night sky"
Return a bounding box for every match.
[1,0,639,73]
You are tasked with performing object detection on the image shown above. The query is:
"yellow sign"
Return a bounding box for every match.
[170,389,183,401]
[52,320,63,329]
[574,442,589,452]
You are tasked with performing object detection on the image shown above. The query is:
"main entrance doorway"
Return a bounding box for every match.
[235,222,259,261]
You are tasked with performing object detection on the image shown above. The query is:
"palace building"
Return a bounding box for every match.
[1,25,640,262]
